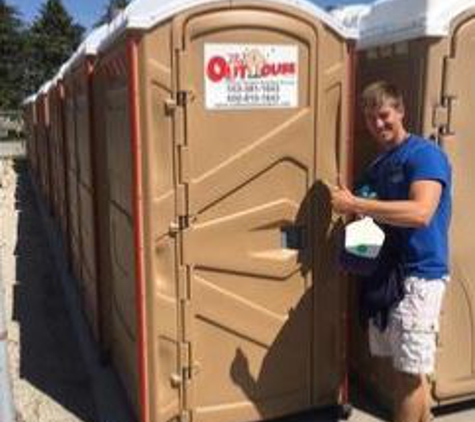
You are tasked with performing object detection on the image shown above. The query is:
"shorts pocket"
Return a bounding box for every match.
[400,317,439,333]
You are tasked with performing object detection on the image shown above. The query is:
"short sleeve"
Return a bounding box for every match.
[406,144,451,187]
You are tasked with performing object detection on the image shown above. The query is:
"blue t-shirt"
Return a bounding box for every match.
[359,134,452,279]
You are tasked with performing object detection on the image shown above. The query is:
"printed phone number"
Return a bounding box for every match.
[226,81,283,104]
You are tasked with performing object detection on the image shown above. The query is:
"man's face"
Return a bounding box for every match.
[364,101,406,149]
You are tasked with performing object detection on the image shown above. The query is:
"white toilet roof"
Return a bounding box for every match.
[22,94,37,106]
[329,4,371,37]
[61,24,109,75]
[359,0,475,48]
[98,0,355,52]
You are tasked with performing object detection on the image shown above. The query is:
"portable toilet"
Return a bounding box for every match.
[62,24,110,342]
[93,1,355,421]
[61,51,92,299]
[32,90,43,192]
[94,0,353,422]
[47,73,70,247]
[348,0,475,409]
[23,95,39,179]
[46,78,60,221]
[36,81,54,211]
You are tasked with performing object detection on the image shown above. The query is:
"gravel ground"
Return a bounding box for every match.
[0,159,97,422]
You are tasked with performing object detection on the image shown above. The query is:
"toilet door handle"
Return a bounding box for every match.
[281,225,305,250]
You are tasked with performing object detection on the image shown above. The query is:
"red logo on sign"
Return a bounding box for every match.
[206,49,296,83]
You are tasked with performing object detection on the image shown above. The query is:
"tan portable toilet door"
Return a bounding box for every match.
[434,14,475,400]
[174,7,319,422]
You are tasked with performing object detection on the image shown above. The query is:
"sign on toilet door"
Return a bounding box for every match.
[204,44,299,110]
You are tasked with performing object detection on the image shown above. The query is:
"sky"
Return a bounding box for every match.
[10,0,111,30]
[9,0,373,31]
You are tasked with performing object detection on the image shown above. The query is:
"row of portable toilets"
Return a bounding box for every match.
[21,0,475,421]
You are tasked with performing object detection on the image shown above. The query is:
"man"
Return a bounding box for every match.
[330,81,452,422]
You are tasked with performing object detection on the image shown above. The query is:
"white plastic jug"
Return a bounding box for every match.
[344,217,385,259]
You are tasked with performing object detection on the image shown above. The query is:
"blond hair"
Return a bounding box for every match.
[361,81,404,112]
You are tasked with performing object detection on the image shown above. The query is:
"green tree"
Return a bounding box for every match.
[0,0,25,109]
[24,0,84,95]
[95,0,129,27]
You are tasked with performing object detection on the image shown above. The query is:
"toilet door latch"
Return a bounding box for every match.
[281,225,305,250]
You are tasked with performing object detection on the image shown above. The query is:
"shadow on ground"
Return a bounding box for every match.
[11,160,96,421]
[434,399,475,418]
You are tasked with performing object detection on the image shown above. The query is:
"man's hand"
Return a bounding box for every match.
[328,182,357,215]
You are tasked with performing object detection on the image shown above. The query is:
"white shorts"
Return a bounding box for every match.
[369,276,447,375]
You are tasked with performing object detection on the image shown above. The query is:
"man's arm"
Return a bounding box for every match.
[330,180,442,228]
